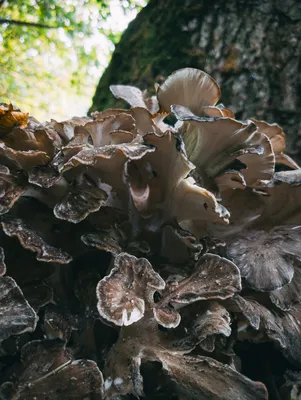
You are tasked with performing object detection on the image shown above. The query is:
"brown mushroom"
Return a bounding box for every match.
[3,126,56,156]
[62,140,155,201]
[159,352,268,400]
[81,227,124,255]
[189,302,231,352]
[54,183,108,223]
[0,339,104,399]
[154,253,240,330]
[250,118,286,154]
[82,224,149,257]
[258,182,301,227]
[157,254,241,309]
[227,226,301,291]
[110,84,159,114]
[270,260,301,311]
[0,122,61,170]
[97,252,165,326]
[1,217,72,264]
[126,130,229,232]
[51,116,92,141]
[172,105,275,189]
[28,164,61,188]
[157,68,221,115]
[230,295,301,367]
[83,113,135,146]
[0,165,26,215]
[0,144,49,172]
[0,276,38,342]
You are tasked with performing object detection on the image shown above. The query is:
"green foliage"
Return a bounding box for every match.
[0,0,145,120]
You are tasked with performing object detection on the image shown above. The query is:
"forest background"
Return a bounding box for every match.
[0,0,146,120]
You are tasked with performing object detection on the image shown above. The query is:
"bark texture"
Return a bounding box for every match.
[90,0,301,151]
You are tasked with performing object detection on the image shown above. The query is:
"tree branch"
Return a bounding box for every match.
[0,18,58,29]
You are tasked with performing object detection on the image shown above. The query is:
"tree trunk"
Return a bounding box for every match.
[90,0,301,152]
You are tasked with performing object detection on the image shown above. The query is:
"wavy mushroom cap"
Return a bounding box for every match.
[47,110,157,222]
[110,84,159,114]
[250,118,286,154]
[258,179,301,228]
[172,105,275,190]
[125,130,229,232]
[0,107,62,171]
[157,68,221,115]
[227,226,301,292]
[51,116,92,141]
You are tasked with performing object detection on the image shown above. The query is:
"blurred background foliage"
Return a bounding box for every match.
[0,0,146,120]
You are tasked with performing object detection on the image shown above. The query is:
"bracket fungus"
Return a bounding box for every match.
[0,68,300,399]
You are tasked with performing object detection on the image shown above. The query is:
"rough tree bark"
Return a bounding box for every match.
[90,0,301,152]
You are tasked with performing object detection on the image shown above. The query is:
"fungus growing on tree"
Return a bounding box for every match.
[0,68,300,399]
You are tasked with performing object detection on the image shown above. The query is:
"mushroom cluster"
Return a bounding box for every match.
[1,69,301,399]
